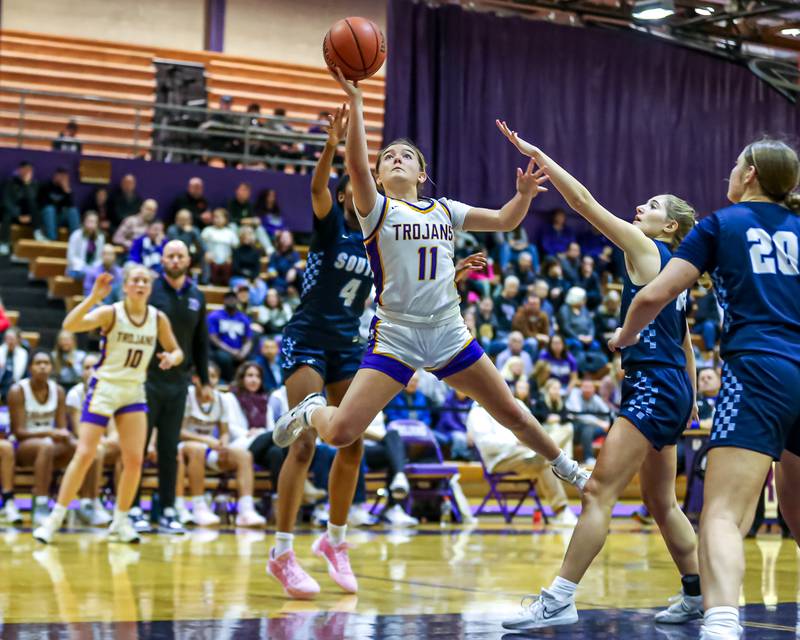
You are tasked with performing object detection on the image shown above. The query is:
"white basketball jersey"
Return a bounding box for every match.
[184,386,227,437]
[360,194,470,325]
[94,302,158,385]
[20,379,58,433]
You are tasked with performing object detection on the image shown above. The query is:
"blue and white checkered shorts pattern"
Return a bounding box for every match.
[711,364,743,443]
[627,370,658,421]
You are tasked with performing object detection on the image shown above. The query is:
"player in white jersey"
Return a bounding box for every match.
[8,351,71,525]
[34,265,183,544]
[273,70,588,495]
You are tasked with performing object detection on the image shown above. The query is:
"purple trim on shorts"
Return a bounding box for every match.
[361,352,415,386]
[81,412,110,427]
[432,339,484,380]
[115,403,148,416]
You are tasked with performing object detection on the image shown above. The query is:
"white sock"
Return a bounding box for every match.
[175,497,185,510]
[550,451,575,477]
[704,606,740,632]
[275,531,294,556]
[192,495,206,509]
[548,576,578,602]
[328,522,347,546]
[112,508,128,526]
[34,495,49,508]
[238,495,254,512]
[50,503,68,526]
[80,498,92,508]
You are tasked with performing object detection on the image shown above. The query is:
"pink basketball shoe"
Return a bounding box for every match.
[267,548,321,599]
[312,533,358,593]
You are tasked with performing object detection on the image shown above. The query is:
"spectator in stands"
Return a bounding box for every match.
[595,290,622,345]
[51,329,85,389]
[201,208,239,285]
[532,378,573,454]
[83,244,123,304]
[252,337,282,391]
[39,167,80,241]
[244,102,272,160]
[172,177,211,227]
[474,297,499,351]
[266,108,303,172]
[385,373,432,425]
[598,352,623,411]
[227,361,286,496]
[493,275,521,339]
[129,219,166,272]
[66,211,104,281]
[52,120,82,154]
[62,352,112,526]
[532,279,556,322]
[460,249,495,300]
[178,363,265,527]
[512,294,551,352]
[691,286,721,352]
[253,287,292,336]
[167,209,206,281]
[255,188,283,238]
[696,367,721,431]
[109,174,142,230]
[498,224,536,271]
[208,291,253,382]
[0,297,10,336]
[575,255,602,310]
[496,331,534,378]
[362,412,418,526]
[537,334,579,391]
[500,356,527,387]
[541,257,568,309]
[538,208,575,257]
[0,329,29,402]
[506,251,538,291]
[84,187,112,234]
[8,351,71,525]
[513,377,536,411]
[265,230,301,293]
[559,287,599,353]
[559,242,582,285]
[435,389,474,461]
[231,225,266,305]
[566,379,611,465]
[0,161,39,255]
[227,182,256,226]
[467,399,577,525]
[578,225,611,261]
[112,198,158,251]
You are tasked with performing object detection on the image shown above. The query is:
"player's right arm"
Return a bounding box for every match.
[331,68,377,215]
[496,121,659,276]
[62,273,115,334]
[310,106,347,219]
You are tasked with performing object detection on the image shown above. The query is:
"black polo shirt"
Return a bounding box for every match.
[147,275,210,387]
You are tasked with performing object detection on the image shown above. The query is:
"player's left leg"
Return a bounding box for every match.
[106,410,148,542]
[444,354,586,488]
[775,449,800,546]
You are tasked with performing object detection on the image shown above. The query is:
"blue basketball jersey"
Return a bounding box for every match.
[675,201,800,365]
[620,239,687,370]
[284,202,373,349]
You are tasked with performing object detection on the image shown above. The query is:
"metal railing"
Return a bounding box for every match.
[0,86,382,166]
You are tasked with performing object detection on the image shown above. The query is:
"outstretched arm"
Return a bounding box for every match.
[331,68,377,215]
[62,272,115,334]
[609,258,700,351]
[463,159,548,232]
[310,105,347,219]
[496,120,658,274]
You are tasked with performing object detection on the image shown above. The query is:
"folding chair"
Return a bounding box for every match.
[473,448,548,524]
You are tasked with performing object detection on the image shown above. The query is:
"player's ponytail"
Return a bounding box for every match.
[663,195,697,249]
[743,138,800,214]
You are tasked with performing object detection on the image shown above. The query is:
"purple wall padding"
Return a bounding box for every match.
[206,0,226,53]
[0,148,315,232]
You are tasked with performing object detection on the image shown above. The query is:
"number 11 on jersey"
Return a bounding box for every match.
[418,246,438,281]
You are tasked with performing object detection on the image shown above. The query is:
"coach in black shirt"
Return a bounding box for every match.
[137,239,211,532]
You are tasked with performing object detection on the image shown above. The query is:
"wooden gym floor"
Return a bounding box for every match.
[0,519,797,639]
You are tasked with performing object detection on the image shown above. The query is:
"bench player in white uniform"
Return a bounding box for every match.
[273,69,588,493]
[34,265,183,544]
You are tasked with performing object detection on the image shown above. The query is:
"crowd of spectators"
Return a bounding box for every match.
[0,157,726,527]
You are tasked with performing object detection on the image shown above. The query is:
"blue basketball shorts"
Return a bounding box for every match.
[618,366,693,450]
[711,354,800,460]
[280,330,365,385]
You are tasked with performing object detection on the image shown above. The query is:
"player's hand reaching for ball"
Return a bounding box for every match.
[89,272,114,302]
[156,351,179,370]
[330,67,363,103]
[516,159,549,199]
[455,253,488,283]
[325,105,348,146]
[496,120,540,158]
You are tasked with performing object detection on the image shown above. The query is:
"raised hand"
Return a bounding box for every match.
[90,272,113,302]
[325,104,348,146]
[496,120,539,157]
[455,252,489,283]
[330,67,363,103]
[516,158,549,199]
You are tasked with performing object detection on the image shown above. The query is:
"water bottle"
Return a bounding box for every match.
[440,496,452,526]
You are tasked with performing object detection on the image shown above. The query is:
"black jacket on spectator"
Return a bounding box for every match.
[2,176,38,220]
[147,276,210,387]
[110,190,143,228]
[232,244,262,281]
[227,198,254,225]
[171,193,209,227]
[560,257,581,286]
[575,272,602,310]
[532,395,569,425]
[39,181,74,212]
[492,294,520,335]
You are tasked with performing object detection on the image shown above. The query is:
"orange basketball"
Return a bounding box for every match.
[323,17,386,82]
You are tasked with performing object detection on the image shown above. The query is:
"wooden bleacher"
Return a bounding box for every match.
[0,29,385,160]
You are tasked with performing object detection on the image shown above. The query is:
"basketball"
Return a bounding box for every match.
[323,17,386,82]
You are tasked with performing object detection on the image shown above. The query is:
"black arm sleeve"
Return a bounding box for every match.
[193,293,211,386]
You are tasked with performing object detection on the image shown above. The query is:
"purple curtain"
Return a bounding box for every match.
[384,0,800,223]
